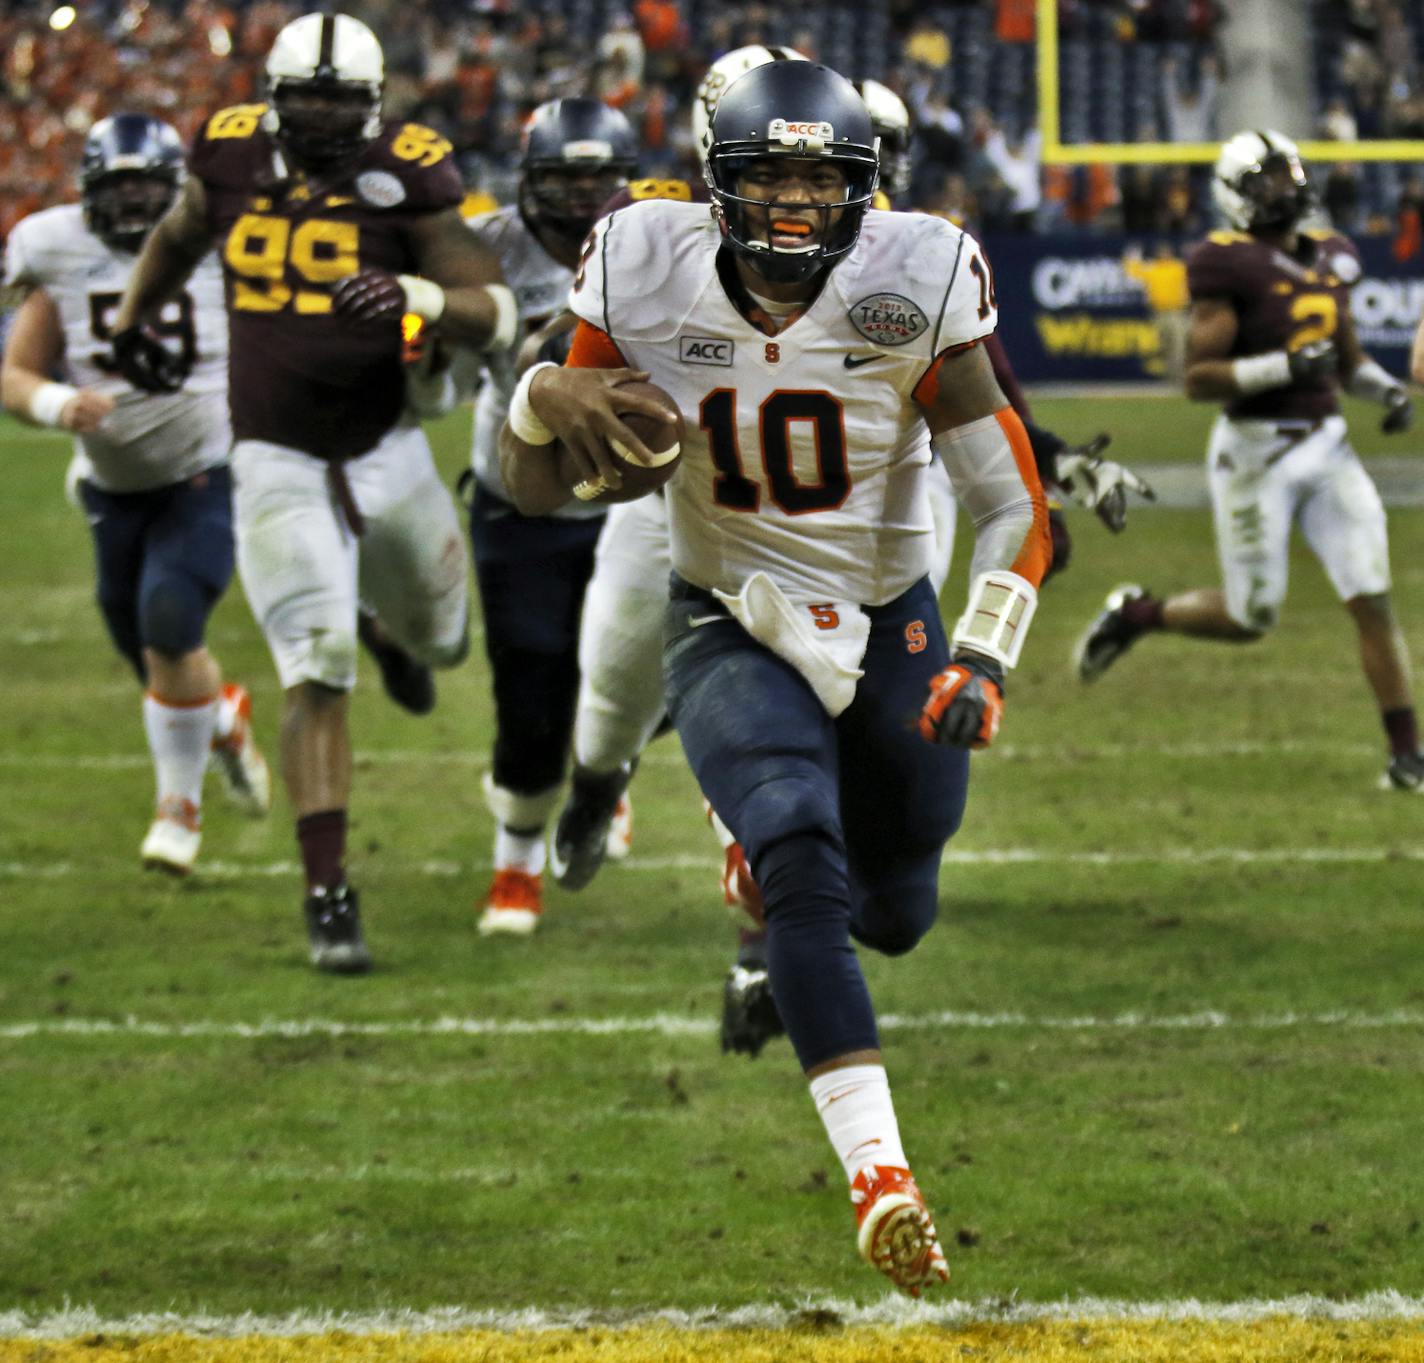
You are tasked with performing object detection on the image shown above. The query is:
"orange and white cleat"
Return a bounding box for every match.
[210,683,272,816]
[721,841,764,929]
[604,794,633,861]
[477,868,543,936]
[141,796,202,876]
[851,1164,950,1297]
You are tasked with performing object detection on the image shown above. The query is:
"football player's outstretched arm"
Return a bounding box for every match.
[0,288,114,433]
[405,208,515,349]
[1337,304,1413,432]
[112,178,213,333]
[915,342,1052,750]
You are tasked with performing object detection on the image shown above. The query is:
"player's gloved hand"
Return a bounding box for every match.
[110,325,185,394]
[1053,434,1157,533]
[918,653,1004,750]
[1287,339,1337,384]
[1381,386,1413,434]
[331,268,407,330]
[1043,506,1072,583]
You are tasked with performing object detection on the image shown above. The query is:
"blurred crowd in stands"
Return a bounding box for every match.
[3,0,1423,248]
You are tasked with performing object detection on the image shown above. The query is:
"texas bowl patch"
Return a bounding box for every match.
[356,170,407,208]
[1330,252,1361,284]
[849,293,928,345]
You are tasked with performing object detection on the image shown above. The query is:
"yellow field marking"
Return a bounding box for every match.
[6,1321,1424,1363]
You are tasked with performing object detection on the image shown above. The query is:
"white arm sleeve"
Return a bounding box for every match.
[930,413,1037,583]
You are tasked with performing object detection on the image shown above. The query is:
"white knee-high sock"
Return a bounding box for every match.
[144,691,219,812]
[809,1064,910,1183]
[494,825,545,875]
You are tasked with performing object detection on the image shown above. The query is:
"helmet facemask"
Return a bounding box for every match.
[708,140,878,284]
[83,169,179,252]
[268,77,382,174]
[1233,151,1312,233]
[520,158,635,241]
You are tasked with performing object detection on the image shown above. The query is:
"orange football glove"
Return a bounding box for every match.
[918,655,1004,750]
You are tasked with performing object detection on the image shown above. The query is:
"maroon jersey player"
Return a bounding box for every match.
[1076,129,1424,794]
[111,12,520,971]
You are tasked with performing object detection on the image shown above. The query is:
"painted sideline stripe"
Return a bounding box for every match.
[4,1294,1424,1338]
[3,1007,1422,1043]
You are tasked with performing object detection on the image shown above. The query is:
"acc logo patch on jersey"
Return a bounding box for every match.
[680,336,735,366]
[849,292,928,346]
[356,170,407,208]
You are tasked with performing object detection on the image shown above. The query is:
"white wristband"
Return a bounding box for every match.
[27,380,80,428]
[1231,350,1293,396]
[951,570,1038,670]
[396,274,446,323]
[508,361,557,446]
[1345,357,1404,406]
[479,283,519,353]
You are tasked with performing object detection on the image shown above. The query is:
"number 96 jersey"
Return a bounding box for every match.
[190,104,463,461]
[569,198,996,606]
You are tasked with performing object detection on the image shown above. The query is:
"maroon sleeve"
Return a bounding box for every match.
[1185,239,1241,302]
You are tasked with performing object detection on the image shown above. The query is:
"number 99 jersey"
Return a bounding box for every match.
[568,198,997,606]
[189,103,463,461]
[3,202,229,493]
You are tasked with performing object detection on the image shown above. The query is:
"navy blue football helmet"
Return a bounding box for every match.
[519,98,638,240]
[80,113,185,252]
[706,62,879,283]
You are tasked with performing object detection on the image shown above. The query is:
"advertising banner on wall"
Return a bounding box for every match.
[981,233,1424,385]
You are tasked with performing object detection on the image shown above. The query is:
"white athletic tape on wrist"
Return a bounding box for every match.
[1231,350,1293,396]
[27,380,80,428]
[1345,357,1404,406]
[609,436,680,468]
[951,570,1038,670]
[480,282,519,352]
[395,274,446,324]
[507,361,558,446]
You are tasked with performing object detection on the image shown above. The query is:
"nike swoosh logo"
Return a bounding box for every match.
[843,354,884,369]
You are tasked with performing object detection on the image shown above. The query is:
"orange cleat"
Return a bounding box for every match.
[477,868,543,937]
[141,796,202,876]
[210,683,271,816]
[851,1165,950,1297]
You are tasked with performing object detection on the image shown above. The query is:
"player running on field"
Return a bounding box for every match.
[1,113,270,876]
[498,63,1051,1294]
[1075,130,1424,793]
[110,13,518,970]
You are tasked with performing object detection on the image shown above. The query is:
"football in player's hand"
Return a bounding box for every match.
[571,380,684,505]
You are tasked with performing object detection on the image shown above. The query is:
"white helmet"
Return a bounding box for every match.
[261,13,384,172]
[692,44,807,163]
[856,78,911,199]
[1212,129,1312,233]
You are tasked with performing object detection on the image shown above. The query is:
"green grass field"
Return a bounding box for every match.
[1,396,1422,1333]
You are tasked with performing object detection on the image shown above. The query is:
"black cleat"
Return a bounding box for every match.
[358,611,435,715]
[303,882,372,974]
[1074,583,1149,683]
[549,763,632,891]
[1382,751,1424,792]
[720,963,785,1058]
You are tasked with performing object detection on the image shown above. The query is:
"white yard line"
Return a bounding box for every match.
[0,738,1386,770]
[2,844,1420,883]
[3,1007,1422,1043]
[3,1293,1424,1337]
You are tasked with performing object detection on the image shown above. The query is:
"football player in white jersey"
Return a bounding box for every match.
[498,63,1052,1294]
[1,113,270,876]
[458,98,638,936]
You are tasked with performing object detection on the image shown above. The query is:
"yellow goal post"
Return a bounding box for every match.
[1035,0,1424,164]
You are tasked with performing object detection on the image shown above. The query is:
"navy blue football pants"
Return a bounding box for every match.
[80,465,235,682]
[469,482,604,804]
[664,574,970,1071]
